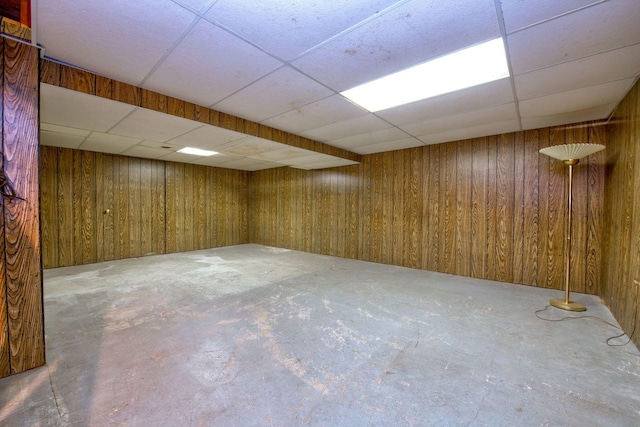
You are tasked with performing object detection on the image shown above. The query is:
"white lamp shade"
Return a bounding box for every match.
[539,143,605,161]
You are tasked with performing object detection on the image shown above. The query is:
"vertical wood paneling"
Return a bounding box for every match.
[346,165,360,260]
[537,128,551,288]
[57,147,74,266]
[371,154,383,263]
[392,150,404,266]
[420,147,430,270]
[336,170,346,258]
[139,159,152,256]
[547,127,566,290]
[2,38,44,374]
[0,38,7,378]
[427,145,441,271]
[512,132,525,284]
[128,159,141,258]
[486,136,497,280]
[115,156,130,260]
[183,164,195,251]
[523,130,540,286]
[495,133,514,283]
[602,79,640,348]
[102,154,115,262]
[72,150,83,265]
[81,151,97,264]
[569,124,588,294]
[152,160,165,254]
[40,144,57,269]
[407,148,422,269]
[455,140,472,277]
[587,125,605,294]
[359,156,371,261]
[471,138,488,278]
[40,148,249,268]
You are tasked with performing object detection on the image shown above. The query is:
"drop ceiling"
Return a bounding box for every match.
[35,0,640,170]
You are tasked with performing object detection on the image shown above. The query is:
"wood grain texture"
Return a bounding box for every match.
[2,38,44,374]
[455,140,472,277]
[40,147,249,268]
[471,137,488,279]
[251,123,606,295]
[0,38,7,378]
[602,79,640,348]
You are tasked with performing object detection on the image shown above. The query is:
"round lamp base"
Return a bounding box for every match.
[550,297,586,312]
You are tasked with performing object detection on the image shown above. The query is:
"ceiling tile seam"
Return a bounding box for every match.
[283,0,414,64]
[504,0,609,36]
[170,0,218,16]
[512,41,640,77]
[138,14,204,87]
[207,64,288,109]
[255,92,348,124]
[518,75,638,104]
[494,0,522,131]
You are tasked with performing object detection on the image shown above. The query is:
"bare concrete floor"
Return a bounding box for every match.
[1,244,639,426]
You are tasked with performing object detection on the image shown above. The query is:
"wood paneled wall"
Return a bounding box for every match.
[252,123,606,293]
[601,79,640,348]
[0,37,43,377]
[40,146,249,269]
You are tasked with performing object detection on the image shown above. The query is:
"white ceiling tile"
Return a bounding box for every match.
[262,95,369,134]
[401,103,519,136]
[216,136,290,156]
[296,158,360,169]
[159,151,210,163]
[137,140,180,150]
[40,130,85,149]
[417,120,521,145]
[108,108,202,142]
[212,67,334,122]
[519,79,636,117]
[286,153,339,167]
[300,114,391,142]
[521,104,617,131]
[40,123,92,137]
[250,147,317,161]
[515,44,640,100]
[377,79,515,126]
[191,153,245,166]
[350,137,423,155]
[168,124,247,150]
[508,0,640,74]
[142,19,283,107]
[41,84,136,132]
[173,0,216,14]
[500,0,602,33]
[86,132,142,146]
[292,0,500,91]
[215,158,282,171]
[37,0,196,85]
[80,137,137,154]
[204,0,401,61]
[328,127,410,150]
[121,146,172,160]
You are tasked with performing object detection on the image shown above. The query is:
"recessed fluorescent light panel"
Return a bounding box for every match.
[341,38,510,112]
[177,147,218,156]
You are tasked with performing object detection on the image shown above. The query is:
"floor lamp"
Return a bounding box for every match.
[539,143,605,311]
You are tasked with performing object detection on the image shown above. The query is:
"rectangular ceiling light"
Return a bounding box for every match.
[340,38,510,112]
[177,147,218,156]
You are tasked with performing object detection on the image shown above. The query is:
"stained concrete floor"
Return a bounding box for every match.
[1,244,639,426]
